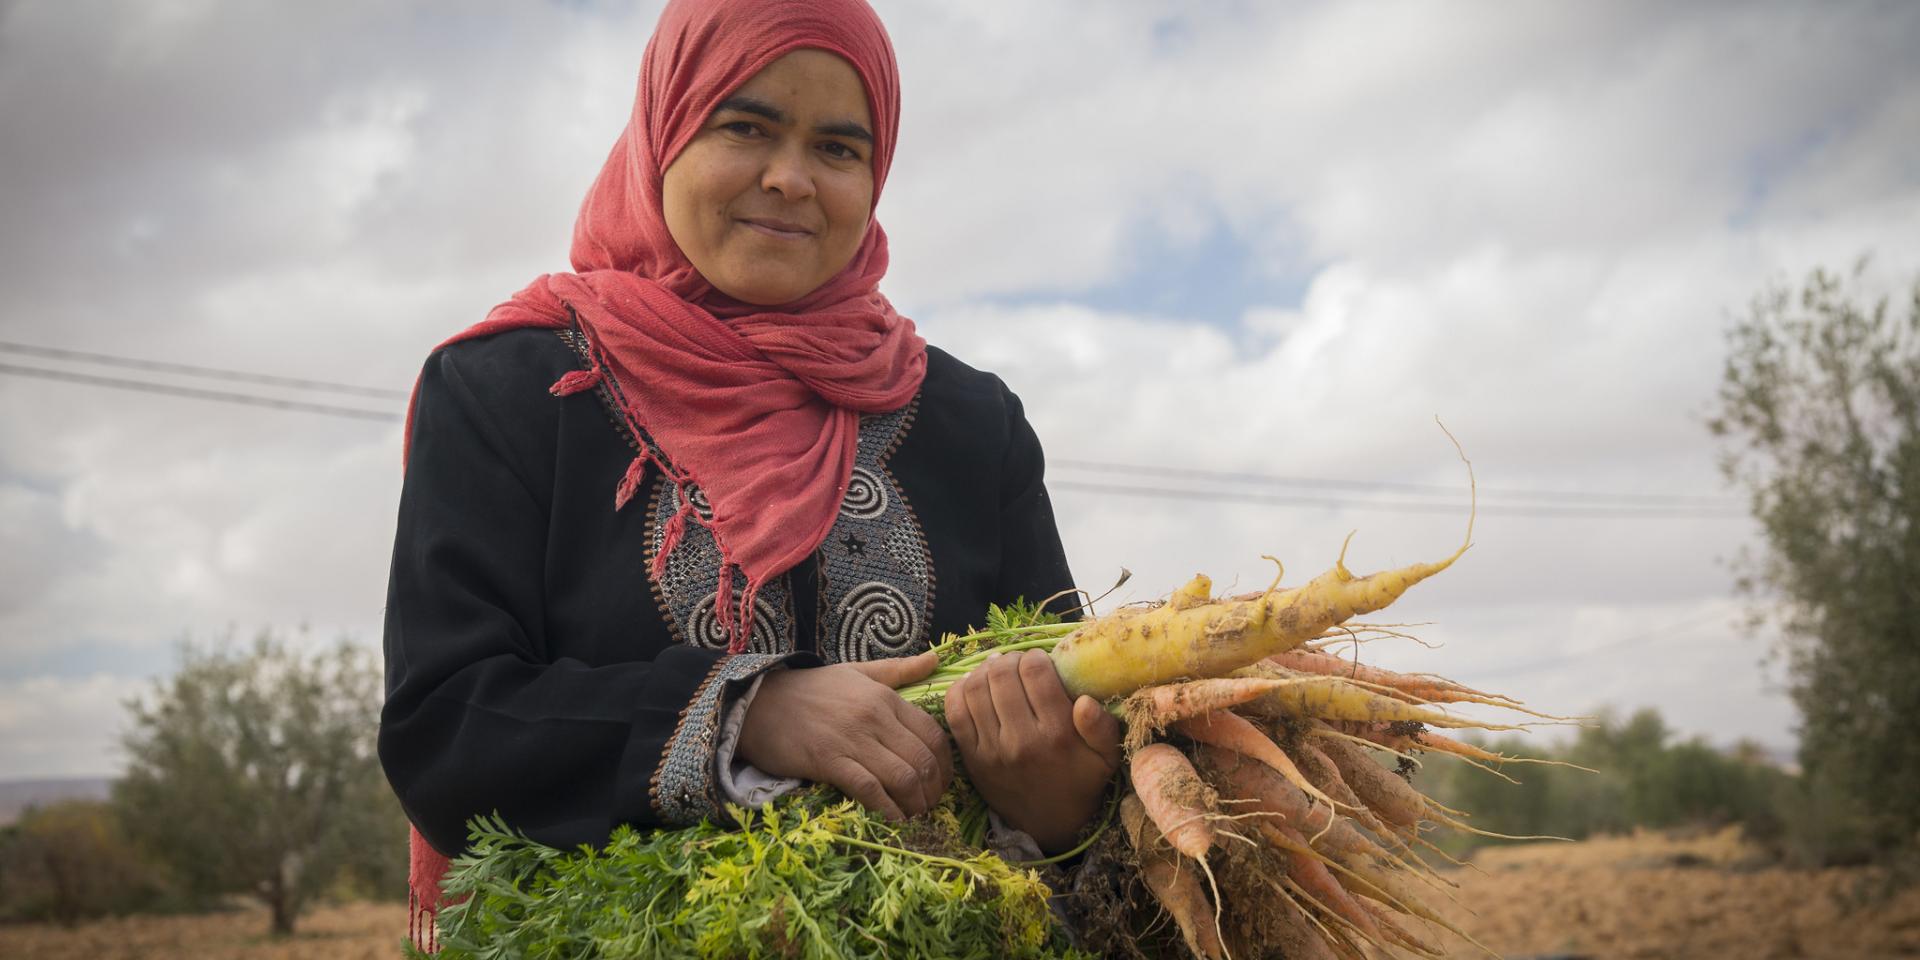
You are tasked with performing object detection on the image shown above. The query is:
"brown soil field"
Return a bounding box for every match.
[1435,828,1920,959]
[3,830,1917,958]
[0,900,406,959]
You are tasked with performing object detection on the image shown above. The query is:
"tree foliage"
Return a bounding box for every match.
[1708,264,1920,857]
[1416,708,1795,860]
[113,634,406,935]
[0,800,165,925]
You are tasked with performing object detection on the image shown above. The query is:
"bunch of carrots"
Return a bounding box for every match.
[900,443,1573,959]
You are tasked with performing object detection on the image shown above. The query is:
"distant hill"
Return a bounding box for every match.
[0,777,114,825]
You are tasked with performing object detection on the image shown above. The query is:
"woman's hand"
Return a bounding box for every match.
[945,649,1124,855]
[737,652,954,820]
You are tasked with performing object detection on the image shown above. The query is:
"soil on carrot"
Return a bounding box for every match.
[1219,844,1304,959]
[1162,766,1220,818]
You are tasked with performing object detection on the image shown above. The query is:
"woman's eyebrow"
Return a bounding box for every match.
[714,95,786,123]
[713,95,872,144]
[815,120,873,144]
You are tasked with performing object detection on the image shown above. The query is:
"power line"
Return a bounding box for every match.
[1050,479,1747,520]
[0,362,401,423]
[1463,609,1735,681]
[0,342,1747,518]
[0,340,409,400]
[1053,458,1735,508]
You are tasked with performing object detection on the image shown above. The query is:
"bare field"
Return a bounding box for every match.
[1437,829,1920,959]
[5,831,1918,958]
[0,901,406,959]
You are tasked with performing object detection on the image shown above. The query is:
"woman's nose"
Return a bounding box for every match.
[759,140,817,202]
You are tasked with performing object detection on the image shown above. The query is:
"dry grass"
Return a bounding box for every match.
[0,900,406,960]
[5,833,1920,958]
[1435,828,1920,959]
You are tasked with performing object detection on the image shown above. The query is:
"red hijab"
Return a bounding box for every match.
[404,0,920,946]
[410,0,922,651]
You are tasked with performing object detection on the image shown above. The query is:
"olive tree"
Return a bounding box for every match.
[115,634,405,934]
[1709,264,1920,860]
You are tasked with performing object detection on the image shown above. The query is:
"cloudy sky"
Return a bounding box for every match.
[2,0,1916,780]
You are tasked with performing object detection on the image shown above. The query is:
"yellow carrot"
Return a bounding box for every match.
[1048,526,1468,699]
[1233,664,1522,732]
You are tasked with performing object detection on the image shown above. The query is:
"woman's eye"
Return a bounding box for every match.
[721,120,761,137]
[820,141,860,161]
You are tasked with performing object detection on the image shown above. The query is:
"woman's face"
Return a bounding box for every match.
[662,49,876,306]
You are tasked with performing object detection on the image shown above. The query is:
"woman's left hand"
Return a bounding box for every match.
[945,649,1124,855]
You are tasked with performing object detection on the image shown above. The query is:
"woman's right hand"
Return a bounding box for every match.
[736,651,953,820]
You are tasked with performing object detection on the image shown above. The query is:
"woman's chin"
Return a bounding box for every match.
[709,269,822,307]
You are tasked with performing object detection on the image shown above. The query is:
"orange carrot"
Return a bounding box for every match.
[1267,650,1576,723]
[1291,740,1410,846]
[1188,744,1382,860]
[1128,743,1219,861]
[1357,899,1441,956]
[1173,710,1339,811]
[1125,677,1288,732]
[1314,736,1424,829]
[1120,794,1225,960]
[1268,823,1384,945]
[1267,649,1503,704]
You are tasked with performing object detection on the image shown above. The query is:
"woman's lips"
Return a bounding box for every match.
[738,217,814,240]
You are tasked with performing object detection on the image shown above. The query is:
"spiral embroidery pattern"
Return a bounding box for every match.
[834,581,919,662]
[839,466,887,519]
[685,485,713,522]
[818,401,933,663]
[687,590,781,653]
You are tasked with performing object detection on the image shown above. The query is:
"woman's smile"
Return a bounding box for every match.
[736,215,816,240]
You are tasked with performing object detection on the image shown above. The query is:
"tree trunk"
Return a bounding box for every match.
[264,852,303,936]
[270,891,297,936]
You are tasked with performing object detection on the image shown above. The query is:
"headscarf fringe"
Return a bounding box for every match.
[731,576,764,654]
[549,366,605,397]
[652,499,691,578]
[613,451,652,511]
[410,889,438,954]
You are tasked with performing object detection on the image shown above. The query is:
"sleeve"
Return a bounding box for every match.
[993,384,1080,620]
[378,343,799,857]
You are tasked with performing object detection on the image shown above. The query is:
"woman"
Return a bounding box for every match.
[379,0,1121,944]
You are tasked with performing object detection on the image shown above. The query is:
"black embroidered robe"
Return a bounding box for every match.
[379,327,1076,856]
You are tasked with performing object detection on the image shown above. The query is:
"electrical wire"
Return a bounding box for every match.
[0,339,408,400]
[0,341,1747,519]
[0,362,401,423]
[1050,479,1746,520]
[1052,457,1735,508]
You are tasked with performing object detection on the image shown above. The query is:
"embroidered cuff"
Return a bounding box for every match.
[650,653,789,826]
[715,674,805,808]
